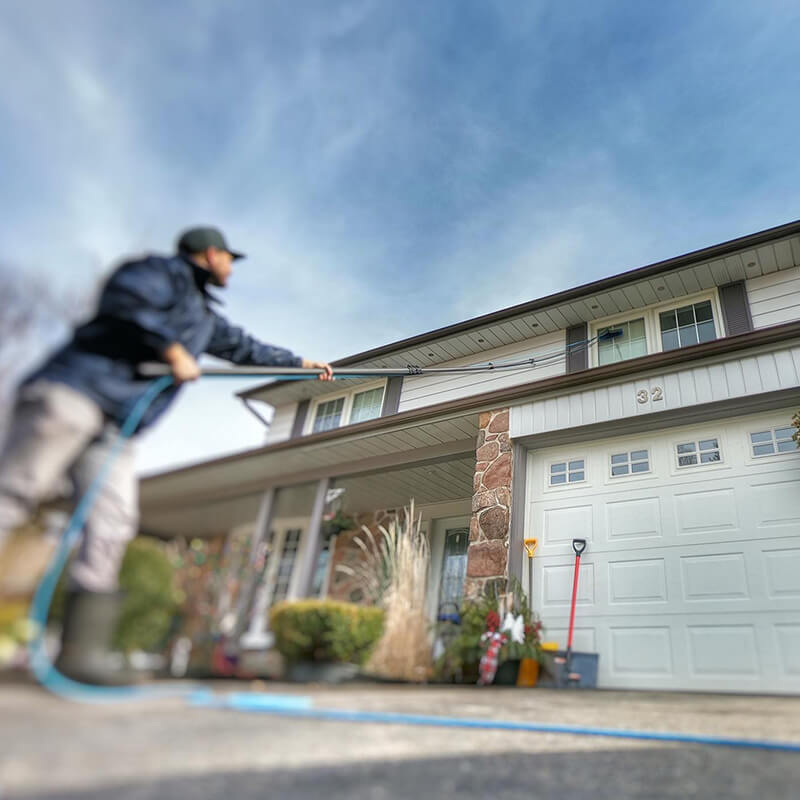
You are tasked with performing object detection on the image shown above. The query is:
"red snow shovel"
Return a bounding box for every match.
[545,538,598,688]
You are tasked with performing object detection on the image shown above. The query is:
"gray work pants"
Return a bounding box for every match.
[0,380,137,592]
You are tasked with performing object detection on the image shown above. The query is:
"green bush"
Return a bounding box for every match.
[51,537,179,654]
[269,599,384,665]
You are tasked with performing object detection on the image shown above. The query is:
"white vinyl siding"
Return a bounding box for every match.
[746,265,800,329]
[397,331,565,413]
[264,402,297,444]
[510,343,800,439]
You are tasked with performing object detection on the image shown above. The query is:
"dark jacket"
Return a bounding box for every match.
[28,253,303,430]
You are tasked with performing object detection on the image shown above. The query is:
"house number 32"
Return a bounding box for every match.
[636,386,664,404]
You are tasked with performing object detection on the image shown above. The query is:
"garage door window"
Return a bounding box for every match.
[550,459,585,485]
[676,438,721,467]
[750,427,796,457]
[610,449,650,477]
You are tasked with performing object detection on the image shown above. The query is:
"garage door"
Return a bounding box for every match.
[525,407,800,693]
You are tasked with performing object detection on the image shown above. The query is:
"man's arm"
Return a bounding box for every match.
[206,312,333,379]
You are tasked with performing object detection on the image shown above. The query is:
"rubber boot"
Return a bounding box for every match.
[54,590,146,686]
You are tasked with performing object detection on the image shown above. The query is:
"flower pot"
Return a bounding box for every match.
[516,657,539,687]
[492,659,520,686]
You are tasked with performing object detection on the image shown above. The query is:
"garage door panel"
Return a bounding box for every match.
[526,408,800,693]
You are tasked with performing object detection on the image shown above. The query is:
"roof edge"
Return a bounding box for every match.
[240,217,800,400]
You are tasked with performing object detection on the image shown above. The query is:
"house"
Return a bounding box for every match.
[141,219,800,694]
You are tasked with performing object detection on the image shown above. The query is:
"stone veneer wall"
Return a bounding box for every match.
[465,408,512,599]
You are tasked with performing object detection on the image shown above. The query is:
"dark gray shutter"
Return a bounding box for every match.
[719,281,753,336]
[290,399,310,439]
[381,376,403,416]
[566,322,589,373]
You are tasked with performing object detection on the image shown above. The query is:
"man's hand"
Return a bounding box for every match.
[163,343,202,384]
[302,358,334,381]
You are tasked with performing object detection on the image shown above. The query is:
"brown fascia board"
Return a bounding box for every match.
[144,319,800,485]
[239,218,800,401]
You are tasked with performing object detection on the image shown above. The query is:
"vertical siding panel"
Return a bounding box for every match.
[707,364,729,401]
[677,371,697,406]
[595,387,610,422]
[663,372,683,410]
[692,366,714,405]
[773,350,799,389]
[569,392,583,428]
[607,383,624,421]
[723,360,746,397]
[544,397,559,430]
[756,353,781,392]
[740,356,764,394]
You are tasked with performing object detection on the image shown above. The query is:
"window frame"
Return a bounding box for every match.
[589,312,654,368]
[305,380,387,435]
[748,425,797,459]
[653,292,723,354]
[548,457,587,487]
[609,448,651,479]
[674,436,723,469]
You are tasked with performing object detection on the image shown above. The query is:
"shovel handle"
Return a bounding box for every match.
[572,538,587,556]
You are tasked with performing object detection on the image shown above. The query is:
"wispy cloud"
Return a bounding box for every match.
[1,1,799,472]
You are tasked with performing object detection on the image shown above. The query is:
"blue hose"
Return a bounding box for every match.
[23,376,800,753]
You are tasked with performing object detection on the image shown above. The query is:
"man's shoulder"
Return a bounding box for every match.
[114,252,188,276]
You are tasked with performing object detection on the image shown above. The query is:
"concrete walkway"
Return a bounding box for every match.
[1,678,798,799]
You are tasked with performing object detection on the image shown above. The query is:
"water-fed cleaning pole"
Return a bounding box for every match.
[523,538,538,611]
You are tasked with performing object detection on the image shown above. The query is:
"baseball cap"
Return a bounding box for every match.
[176,226,245,260]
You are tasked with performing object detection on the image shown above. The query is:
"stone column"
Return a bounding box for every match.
[465,408,512,599]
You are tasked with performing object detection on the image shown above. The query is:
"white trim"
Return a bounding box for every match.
[305,380,386,435]
[588,289,723,367]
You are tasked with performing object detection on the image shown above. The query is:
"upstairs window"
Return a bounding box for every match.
[750,427,796,457]
[312,397,345,433]
[597,318,647,366]
[310,384,386,434]
[659,300,716,351]
[350,387,385,424]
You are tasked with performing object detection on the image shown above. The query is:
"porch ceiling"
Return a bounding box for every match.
[248,231,800,407]
[140,411,480,535]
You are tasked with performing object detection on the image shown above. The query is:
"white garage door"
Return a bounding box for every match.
[525,407,800,694]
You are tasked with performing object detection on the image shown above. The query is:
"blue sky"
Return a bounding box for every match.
[2,1,799,473]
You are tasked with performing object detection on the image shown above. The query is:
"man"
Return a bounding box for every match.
[0,226,332,683]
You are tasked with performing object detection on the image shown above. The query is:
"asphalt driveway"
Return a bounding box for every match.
[1,678,798,799]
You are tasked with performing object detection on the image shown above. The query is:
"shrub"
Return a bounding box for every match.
[51,536,179,654]
[269,599,384,665]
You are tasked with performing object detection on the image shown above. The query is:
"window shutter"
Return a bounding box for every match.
[381,376,403,416]
[290,399,310,439]
[566,323,589,373]
[719,281,753,336]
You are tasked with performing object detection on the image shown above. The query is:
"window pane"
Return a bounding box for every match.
[631,461,649,473]
[753,443,775,456]
[598,319,646,365]
[661,329,680,351]
[678,325,698,347]
[611,464,629,476]
[775,427,794,440]
[699,439,718,451]
[677,443,696,454]
[569,471,585,482]
[611,453,628,464]
[551,462,566,473]
[750,431,772,444]
[312,398,345,433]
[697,320,716,343]
[694,301,713,323]
[631,450,648,461]
[350,387,384,423]
[568,460,584,471]
[676,306,695,327]
[678,454,697,467]
[628,319,646,338]
[550,473,567,485]
[777,439,796,453]
[659,310,677,332]
[700,451,721,463]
